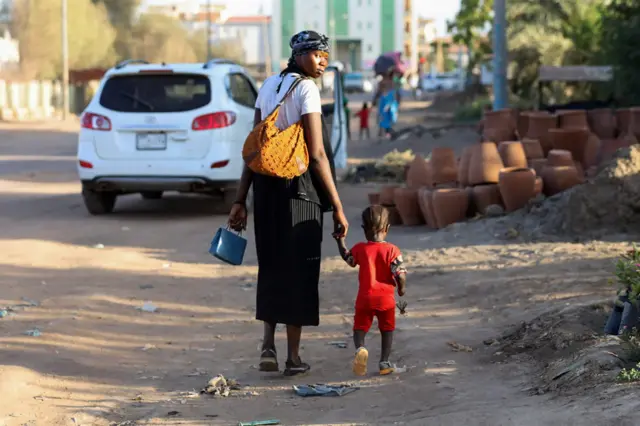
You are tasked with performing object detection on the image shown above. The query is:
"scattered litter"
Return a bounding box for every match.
[0,310,7,318]
[177,391,200,399]
[327,341,348,349]
[141,344,157,351]
[92,243,105,249]
[21,297,39,307]
[293,384,359,397]
[201,374,241,397]
[447,341,473,352]
[24,328,41,337]
[167,411,180,417]
[393,365,408,373]
[139,284,154,290]
[138,301,157,313]
[237,420,280,426]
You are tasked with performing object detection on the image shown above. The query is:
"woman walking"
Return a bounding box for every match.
[228,30,348,376]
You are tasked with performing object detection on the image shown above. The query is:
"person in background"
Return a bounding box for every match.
[357,102,371,140]
[344,96,351,140]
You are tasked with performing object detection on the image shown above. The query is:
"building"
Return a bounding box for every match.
[271,0,418,73]
[216,16,273,67]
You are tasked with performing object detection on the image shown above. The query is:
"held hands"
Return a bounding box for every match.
[228,202,247,232]
[332,209,349,239]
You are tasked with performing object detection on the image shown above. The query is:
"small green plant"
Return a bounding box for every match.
[614,244,640,305]
[617,362,640,382]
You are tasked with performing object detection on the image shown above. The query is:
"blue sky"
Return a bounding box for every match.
[143,0,461,35]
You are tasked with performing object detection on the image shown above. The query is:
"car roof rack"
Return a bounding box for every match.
[115,59,150,70]
[203,58,237,69]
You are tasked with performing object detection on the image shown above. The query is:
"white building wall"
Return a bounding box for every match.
[271,0,281,72]
[294,0,325,34]
[347,0,380,67]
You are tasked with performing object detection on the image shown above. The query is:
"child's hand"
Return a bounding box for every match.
[398,286,406,297]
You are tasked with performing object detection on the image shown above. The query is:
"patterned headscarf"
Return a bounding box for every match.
[290,30,330,57]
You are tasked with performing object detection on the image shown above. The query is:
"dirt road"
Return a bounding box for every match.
[0,117,638,425]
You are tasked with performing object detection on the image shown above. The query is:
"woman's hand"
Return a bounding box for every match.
[228,203,247,231]
[332,208,348,239]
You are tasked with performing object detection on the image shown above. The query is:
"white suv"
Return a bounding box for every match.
[77,59,259,215]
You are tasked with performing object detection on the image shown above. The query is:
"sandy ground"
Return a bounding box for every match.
[1,109,639,426]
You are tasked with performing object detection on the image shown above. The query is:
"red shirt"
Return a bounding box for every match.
[357,109,370,129]
[349,241,402,310]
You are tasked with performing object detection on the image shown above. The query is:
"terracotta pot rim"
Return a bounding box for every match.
[499,167,535,174]
[548,149,572,155]
[433,188,465,194]
[548,128,589,134]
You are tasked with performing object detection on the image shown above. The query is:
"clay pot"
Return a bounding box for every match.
[483,127,515,143]
[588,109,616,139]
[528,158,548,176]
[468,143,505,185]
[471,184,502,214]
[630,107,640,141]
[540,165,581,196]
[516,111,531,139]
[534,177,543,195]
[464,186,476,217]
[393,188,424,226]
[583,133,601,168]
[526,114,557,155]
[616,108,632,136]
[380,185,399,206]
[600,136,636,160]
[484,109,516,130]
[430,147,458,185]
[418,188,438,228]
[498,141,528,168]
[557,110,589,129]
[386,205,403,225]
[457,146,473,186]
[406,154,432,189]
[498,167,537,212]
[546,149,574,167]
[431,188,469,229]
[368,192,381,205]
[521,138,544,159]
[548,128,589,165]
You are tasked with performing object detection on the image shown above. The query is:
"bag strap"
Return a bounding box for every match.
[267,76,307,117]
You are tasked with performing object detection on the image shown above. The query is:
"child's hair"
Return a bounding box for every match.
[363,102,369,109]
[362,205,390,233]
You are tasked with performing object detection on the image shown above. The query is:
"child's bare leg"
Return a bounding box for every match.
[380,331,393,362]
[353,330,366,348]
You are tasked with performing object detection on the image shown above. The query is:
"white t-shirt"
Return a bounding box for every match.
[255,73,322,130]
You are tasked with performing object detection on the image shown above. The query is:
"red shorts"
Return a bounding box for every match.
[353,307,396,332]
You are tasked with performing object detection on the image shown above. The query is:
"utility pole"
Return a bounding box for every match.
[61,0,69,120]
[206,0,212,60]
[492,0,508,110]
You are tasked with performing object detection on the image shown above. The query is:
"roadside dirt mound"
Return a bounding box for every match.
[514,145,640,238]
[490,304,626,396]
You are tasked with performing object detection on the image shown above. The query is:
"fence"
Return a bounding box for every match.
[0,79,99,121]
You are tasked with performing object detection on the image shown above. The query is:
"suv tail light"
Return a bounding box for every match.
[192,112,236,131]
[81,112,112,131]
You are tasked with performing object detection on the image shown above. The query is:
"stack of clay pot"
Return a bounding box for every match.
[482,109,517,143]
[370,184,403,225]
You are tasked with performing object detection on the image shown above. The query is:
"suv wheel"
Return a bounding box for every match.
[82,187,117,215]
[141,191,163,200]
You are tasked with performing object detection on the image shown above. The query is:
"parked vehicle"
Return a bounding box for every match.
[77,59,348,215]
[343,72,374,93]
[420,72,460,92]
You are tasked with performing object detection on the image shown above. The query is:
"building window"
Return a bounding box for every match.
[368,44,373,52]
[367,22,372,30]
[368,0,372,5]
[358,0,362,5]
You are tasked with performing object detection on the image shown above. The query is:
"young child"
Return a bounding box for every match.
[357,102,371,140]
[334,205,407,376]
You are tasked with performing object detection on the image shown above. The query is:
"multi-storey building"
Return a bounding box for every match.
[271,0,417,73]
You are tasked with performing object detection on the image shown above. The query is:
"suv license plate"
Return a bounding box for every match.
[136,133,167,150]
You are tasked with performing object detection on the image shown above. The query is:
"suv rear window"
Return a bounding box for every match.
[99,73,211,113]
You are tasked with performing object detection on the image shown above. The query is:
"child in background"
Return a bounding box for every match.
[334,205,407,376]
[357,102,371,140]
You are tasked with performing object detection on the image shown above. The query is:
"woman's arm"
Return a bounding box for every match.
[233,109,261,204]
[301,112,343,213]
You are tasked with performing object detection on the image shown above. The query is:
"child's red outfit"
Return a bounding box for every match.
[357,109,369,129]
[345,241,407,332]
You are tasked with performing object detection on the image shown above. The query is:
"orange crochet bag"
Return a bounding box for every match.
[242,78,309,179]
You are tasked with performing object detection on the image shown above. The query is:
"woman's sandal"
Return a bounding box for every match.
[283,358,311,377]
[259,348,279,372]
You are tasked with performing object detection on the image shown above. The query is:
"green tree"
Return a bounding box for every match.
[189,29,246,64]
[92,0,141,60]
[446,0,493,75]
[599,0,640,105]
[128,14,199,63]
[12,0,116,79]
